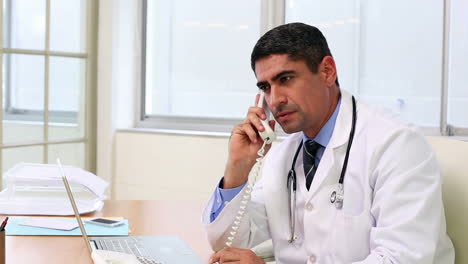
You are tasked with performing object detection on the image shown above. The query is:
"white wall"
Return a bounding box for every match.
[97,0,139,185]
[112,131,229,200]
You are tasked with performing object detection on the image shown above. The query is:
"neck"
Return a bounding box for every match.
[304,86,340,138]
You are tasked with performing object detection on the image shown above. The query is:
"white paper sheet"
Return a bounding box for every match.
[19,217,79,231]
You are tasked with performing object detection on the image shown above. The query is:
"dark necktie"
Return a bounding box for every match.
[303,140,321,190]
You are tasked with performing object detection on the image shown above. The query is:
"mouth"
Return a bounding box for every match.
[276,111,295,122]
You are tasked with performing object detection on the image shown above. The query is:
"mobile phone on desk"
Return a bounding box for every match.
[85,218,124,227]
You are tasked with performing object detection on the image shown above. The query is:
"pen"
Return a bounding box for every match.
[0,217,9,231]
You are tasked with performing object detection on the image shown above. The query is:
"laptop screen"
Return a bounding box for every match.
[58,158,93,254]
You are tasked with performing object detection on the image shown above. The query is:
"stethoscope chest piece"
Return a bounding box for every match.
[330,183,344,209]
[330,191,336,203]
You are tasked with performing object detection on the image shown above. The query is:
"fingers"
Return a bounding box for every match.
[208,253,219,264]
[209,248,263,264]
[209,248,239,263]
[254,93,260,106]
[235,103,270,144]
[208,248,245,263]
[208,252,218,264]
[236,114,276,145]
[245,106,267,133]
[232,123,260,144]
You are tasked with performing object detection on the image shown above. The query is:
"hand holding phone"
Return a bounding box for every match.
[256,91,276,144]
[223,91,276,247]
[223,90,276,189]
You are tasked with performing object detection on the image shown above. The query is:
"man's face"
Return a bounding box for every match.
[254,54,338,137]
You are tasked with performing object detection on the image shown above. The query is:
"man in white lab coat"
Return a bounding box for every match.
[203,23,454,264]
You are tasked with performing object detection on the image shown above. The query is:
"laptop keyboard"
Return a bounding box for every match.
[136,256,162,264]
[94,238,162,264]
[98,239,141,255]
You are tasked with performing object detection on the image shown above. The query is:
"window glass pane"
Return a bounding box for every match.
[50,0,87,53]
[447,0,468,128]
[49,56,85,140]
[3,123,44,144]
[2,146,43,174]
[286,0,443,127]
[47,143,85,168]
[145,0,260,118]
[3,54,45,110]
[2,54,44,144]
[3,0,45,50]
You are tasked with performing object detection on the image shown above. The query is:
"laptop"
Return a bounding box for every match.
[58,159,203,264]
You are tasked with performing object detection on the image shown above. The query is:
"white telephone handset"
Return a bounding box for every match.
[224,91,276,248]
[257,91,276,144]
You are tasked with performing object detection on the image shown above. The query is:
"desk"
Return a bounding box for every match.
[3,200,212,264]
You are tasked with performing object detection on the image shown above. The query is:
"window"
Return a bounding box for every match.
[447,0,468,131]
[141,0,262,132]
[141,0,468,136]
[0,0,97,184]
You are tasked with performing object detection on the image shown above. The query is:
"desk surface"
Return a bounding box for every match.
[4,200,212,264]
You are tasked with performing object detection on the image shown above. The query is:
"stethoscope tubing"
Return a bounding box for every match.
[287,96,357,243]
[338,96,357,185]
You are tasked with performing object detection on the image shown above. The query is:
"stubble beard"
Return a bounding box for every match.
[280,115,305,134]
[273,104,303,134]
[275,108,306,134]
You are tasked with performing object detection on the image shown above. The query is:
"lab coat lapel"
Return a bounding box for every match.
[306,90,354,199]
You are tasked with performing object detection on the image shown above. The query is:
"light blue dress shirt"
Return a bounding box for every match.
[210,99,342,222]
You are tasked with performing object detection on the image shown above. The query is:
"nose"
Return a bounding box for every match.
[267,85,287,111]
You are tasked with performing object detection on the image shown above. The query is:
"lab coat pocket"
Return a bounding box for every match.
[327,210,373,263]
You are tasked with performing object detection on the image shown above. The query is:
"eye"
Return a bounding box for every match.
[280,76,292,83]
[259,84,270,91]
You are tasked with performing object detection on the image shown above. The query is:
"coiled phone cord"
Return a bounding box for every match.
[225,140,268,247]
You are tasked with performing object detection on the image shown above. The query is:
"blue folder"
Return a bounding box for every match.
[5,217,129,236]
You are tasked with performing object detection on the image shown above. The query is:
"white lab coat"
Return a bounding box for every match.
[203,90,454,264]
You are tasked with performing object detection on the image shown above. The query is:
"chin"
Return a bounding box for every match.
[280,123,302,134]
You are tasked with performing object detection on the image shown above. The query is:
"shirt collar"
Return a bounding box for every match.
[303,98,341,147]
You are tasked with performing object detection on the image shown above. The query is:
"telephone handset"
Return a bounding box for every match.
[224,91,276,248]
[257,91,276,144]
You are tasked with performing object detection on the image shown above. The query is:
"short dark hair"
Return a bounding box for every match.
[251,22,339,86]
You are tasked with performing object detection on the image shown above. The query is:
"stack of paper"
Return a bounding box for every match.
[0,163,108,215]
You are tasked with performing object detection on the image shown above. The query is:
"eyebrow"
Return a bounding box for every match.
[256,70,296,88]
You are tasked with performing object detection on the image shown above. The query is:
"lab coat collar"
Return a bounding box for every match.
[328,89,356,150]
[304,89,358,198]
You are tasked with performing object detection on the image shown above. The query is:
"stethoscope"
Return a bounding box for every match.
[287,96,357,243]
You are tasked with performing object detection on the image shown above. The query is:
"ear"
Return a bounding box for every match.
[319,56,337,86]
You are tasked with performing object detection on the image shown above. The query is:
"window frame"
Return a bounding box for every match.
[138,0,468,138]
[0,0,98,182]
[137,0,285,134]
